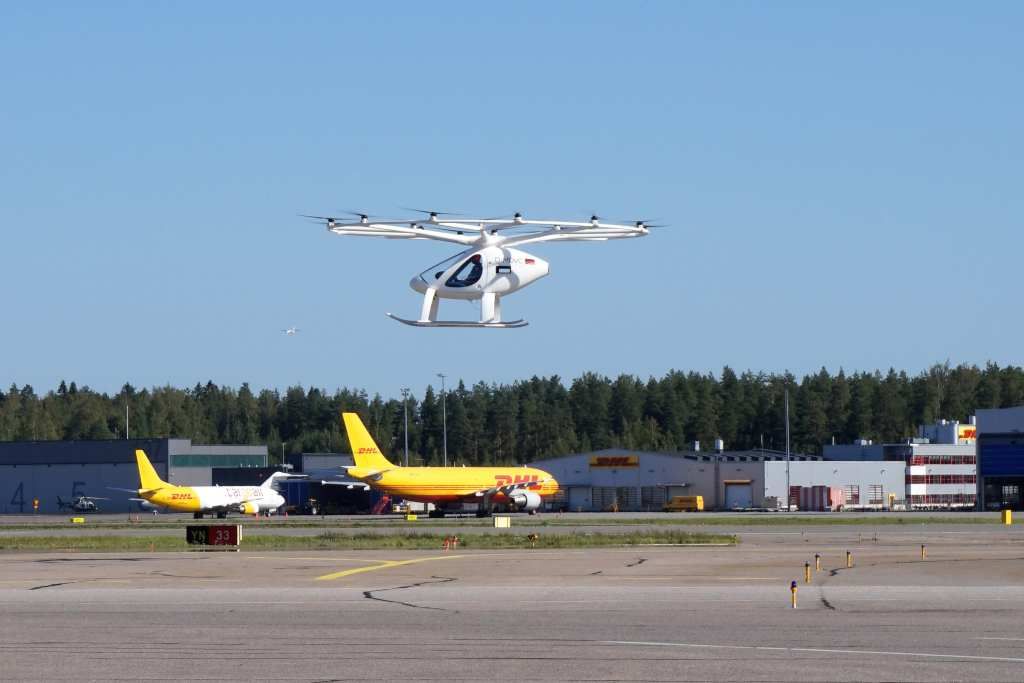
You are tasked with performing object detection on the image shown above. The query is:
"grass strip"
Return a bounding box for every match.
[0,530,736,552]
[0,513,1000,532]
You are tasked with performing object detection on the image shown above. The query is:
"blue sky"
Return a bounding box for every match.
[2,2,1021,397]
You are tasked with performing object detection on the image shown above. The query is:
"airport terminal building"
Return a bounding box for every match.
[0,439,267,514]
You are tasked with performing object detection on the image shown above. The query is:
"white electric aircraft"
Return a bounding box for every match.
[281,327,300,336]
[302,209,654,328]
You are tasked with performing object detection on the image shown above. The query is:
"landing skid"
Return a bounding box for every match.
[387,313,528,329]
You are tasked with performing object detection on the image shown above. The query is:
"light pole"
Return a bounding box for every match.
[784,386,791,510]
[437,373,448,467]
[401,387,410,468]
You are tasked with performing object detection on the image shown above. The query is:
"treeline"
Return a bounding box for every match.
[0,363,1020,464]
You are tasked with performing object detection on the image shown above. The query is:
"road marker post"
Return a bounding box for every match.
[920,544,927,560]
[846,551,853,569]
[804,562,811,584]
[815,553,821,572]
[790,580,798,608]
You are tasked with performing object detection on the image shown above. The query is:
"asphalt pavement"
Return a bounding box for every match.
[1,518,1023,681]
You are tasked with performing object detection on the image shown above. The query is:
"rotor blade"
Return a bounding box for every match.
[400,207,465,217]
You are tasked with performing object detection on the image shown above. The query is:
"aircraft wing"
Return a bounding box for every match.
[320,480,371,490]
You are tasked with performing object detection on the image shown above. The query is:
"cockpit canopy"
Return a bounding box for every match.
[445,254,483,288]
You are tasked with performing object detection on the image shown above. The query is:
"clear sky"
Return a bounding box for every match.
[2,2,1021,397]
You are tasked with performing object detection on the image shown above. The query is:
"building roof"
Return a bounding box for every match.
[531,447,820,467]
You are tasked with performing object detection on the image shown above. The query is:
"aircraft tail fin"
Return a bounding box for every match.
[260,472,307,489]
[342,412,396,470]
[134,449,168,491]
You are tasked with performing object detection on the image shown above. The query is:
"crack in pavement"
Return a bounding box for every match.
[29,581,76,591]
[363,576,458,612]
[626,558,648,568]
[34,557,163,564]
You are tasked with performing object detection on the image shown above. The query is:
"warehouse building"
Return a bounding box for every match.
[976,406,1024,510]
[0,439,267,514]
[529,447,903,511]
[824,419,978,509]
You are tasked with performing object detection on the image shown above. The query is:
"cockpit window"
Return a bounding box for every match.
[446,255,483,288]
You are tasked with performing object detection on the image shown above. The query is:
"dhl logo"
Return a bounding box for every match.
[494,474,540,486]
[358,447,379,454]
[170,492,194,500]
[589,455,639,467]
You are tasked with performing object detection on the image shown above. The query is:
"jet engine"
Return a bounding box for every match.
[508,490,542,513]
[239,501,261,515]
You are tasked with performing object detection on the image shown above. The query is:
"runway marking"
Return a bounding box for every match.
[603,640,1024,664]
[249,556,380,562]
[976,637,1024,641]
[315,555,465,581]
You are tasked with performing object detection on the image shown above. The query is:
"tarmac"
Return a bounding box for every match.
[1,517,1023,681]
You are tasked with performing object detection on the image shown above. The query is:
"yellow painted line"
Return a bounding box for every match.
[315,555,465,581]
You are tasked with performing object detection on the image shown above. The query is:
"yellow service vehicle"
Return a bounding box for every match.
[663,495,704,512]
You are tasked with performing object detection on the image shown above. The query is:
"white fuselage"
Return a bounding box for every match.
[412,246,549,300]
[193,486,285,511]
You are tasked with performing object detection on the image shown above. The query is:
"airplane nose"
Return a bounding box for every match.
[410,276,427,293]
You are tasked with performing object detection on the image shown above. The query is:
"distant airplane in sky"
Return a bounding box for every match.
[281,327,300,336]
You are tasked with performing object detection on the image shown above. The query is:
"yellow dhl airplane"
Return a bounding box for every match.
[340,412,559,517]
[129,449,303,519]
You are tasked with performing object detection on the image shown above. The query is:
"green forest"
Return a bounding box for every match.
[1,363,1020,465]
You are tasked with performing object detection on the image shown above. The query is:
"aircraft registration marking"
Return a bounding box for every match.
[315,555,465,581]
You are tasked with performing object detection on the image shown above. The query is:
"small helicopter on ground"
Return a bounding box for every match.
[302,209,655,328]
[56,495,108,513]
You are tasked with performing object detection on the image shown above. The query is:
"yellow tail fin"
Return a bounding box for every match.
[342,412,396,470]
[135,449,168,491]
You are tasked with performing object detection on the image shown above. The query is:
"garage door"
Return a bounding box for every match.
[725,483,752,509]
[568,487,592,512]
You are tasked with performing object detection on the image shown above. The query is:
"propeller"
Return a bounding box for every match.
[299,214,338,228]
[342,210,376,224]
[629,219,669,228]
[400,207,465,220]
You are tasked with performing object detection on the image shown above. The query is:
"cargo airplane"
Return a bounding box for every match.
[128,449,304,518]
[340,412,559,517]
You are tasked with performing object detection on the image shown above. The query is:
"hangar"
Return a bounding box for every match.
[0,438,267,514]
[977,406,1024,510]
[530,448,905,511]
